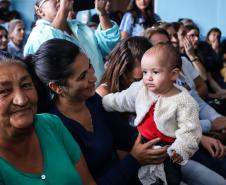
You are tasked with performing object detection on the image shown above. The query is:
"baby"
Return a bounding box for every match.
[102,43,202,185]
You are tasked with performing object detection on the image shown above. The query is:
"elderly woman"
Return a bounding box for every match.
[0,58,96,185]
[31,38,168,185]
[24,0,120,84]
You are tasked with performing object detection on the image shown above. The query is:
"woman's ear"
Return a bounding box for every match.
[34,5,44,18]
[171,68,181,81]
[48,81,63,95]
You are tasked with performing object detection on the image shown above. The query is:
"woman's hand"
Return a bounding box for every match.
[59,0,74,14]
[183,37,196,59]
[212,116,226,132]
[130,134,168,165]
[201,135,226,159]
[209,89,226,99]
[95,0,108,16]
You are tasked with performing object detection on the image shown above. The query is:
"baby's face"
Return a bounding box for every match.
[141,53,176,95]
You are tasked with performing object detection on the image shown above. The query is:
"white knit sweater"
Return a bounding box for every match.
[102,81,202,163]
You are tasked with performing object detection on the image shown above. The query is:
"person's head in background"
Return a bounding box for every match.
[158,23,180,49]
[34,0,73,22]
[206,27,221,48]
[143,27,170,45]
[34,0,59,21]
[8,19,25,47]
[0,58,38,130]
[178,24,200,53]
[127,0,155,28]
[99,36,152,94]
[178,18,195,26]
[32,39,97,103]
[0,0,10,9]
[0,25,8,51]
[141,43,182,95]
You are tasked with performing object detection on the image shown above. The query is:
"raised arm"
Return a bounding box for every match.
[95,0,112,30]
[52,0,73,31]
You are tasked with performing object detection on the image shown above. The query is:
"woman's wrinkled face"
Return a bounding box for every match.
[62,53,97,102]
[0,63,37,135]
[36,0,60,22]
[0,29,8,51]
[135,0,151,11]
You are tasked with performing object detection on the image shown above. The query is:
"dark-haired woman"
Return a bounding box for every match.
[206,27,222,55]
[96,36,152,96]
[120,0,156,39]
[32,38,168,185]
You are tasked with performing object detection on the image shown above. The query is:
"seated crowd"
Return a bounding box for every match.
[0,0,226,185]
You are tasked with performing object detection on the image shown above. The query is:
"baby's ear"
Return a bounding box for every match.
[171,68,181,81]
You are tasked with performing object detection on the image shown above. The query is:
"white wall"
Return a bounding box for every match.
[11,0,36,31]
[10,0,226,38]
[155,0,226,38]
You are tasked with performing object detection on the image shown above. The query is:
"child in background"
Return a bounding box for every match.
[102,43,202,185]
[7,19,25,59]
[120,0,156,39]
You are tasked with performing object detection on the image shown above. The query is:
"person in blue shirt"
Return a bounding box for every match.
[120,0,157,39]
[24,0,120,84]
[30,38,168,185]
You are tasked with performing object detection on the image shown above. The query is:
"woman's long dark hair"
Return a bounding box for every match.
[100,36,152,93]
[26,39,82,112]
[127,0,156,29]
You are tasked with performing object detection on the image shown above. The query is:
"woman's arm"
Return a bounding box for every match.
[207,72,226,99]
[95,0,112,30]
[184,37,207,80]
[121,31,129,39]
[193,76,208,99]
[75,154,96,185]
[52,0,73,31]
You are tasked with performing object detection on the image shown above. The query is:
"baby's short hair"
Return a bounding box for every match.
[143,43,182,70]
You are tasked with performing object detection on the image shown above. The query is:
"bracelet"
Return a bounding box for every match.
[191,57,199,62]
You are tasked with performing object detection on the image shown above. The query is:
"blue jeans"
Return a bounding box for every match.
[182,160,226,185]
[191,146,226,179]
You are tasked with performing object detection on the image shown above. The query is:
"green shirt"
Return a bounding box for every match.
[0,113,83,185]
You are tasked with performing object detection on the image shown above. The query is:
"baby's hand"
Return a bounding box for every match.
[171,151,183,164]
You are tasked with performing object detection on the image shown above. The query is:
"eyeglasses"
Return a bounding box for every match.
[37,0,49,8]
